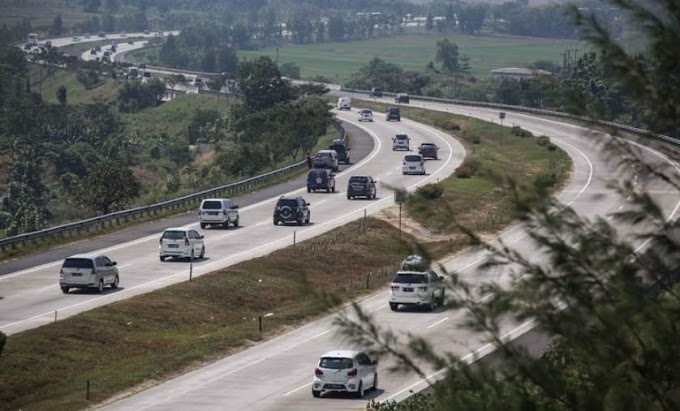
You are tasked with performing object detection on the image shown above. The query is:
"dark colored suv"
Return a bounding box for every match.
[418,143,439,160]
[273,196,311,226]
[386,107,401,122]
[395,93,410,103]
[347,176,377,200]
[307,169,336,193]
[370,87,383,98]
[329,142,350,164]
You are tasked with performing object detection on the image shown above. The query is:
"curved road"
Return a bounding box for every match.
[0,112,463,336]
[94,101,679,411]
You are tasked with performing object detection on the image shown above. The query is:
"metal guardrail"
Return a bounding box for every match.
[0,122,346,252]
[341,87,680,147]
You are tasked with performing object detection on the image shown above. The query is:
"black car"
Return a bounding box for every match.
[395,93,410,103]
[347,176,377,199]
[307,169,336,193]
[273,196,311,226]
[329,142,350,164]
[370,87,383,98]
[386,107,401,122]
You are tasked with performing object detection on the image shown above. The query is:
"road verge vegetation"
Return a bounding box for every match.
[0,105,572,410]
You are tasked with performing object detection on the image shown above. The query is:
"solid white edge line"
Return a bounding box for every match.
[426,317,449,329]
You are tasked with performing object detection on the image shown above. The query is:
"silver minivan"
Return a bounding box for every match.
[199,198,239,229]
[59,253,119,294]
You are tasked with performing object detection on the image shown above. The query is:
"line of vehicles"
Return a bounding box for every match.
[57,106,447,402]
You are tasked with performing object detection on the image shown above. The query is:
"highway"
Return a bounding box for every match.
[0,110,463,336]
[11,34,680,410]
[95,103,680,410]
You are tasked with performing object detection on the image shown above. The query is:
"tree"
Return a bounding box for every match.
[50,13,63,37]
[279,62,301,80]
[82,0,101,12]
[237,56,292,112]
[425,12,434,32]
[458,4,487,34]
[435,39,459,73]
[57,85,67,106]
[76,161,140,215]
[335,1,680,410]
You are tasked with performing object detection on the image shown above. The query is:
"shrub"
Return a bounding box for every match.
[416,183,444,200]
[534,173,558,190]
[0,330,6,356]
[537,135,551,146]
[455,158,481,178]
[434,117,461,131]
[511,126,533,138]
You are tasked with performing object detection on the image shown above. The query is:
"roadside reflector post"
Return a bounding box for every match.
[54,310,57,323]
[86,380,90,400]
[258,316,263,333]
[189,255,193,282]
[294,231,297,247]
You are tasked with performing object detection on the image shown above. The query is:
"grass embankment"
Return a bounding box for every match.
[355,100,572,235]
[0,102,571,410]
[28,63,120,105]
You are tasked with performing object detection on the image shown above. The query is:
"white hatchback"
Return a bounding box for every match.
[159,227,205,262]
[402,154,426,175]
[312,350,378,398]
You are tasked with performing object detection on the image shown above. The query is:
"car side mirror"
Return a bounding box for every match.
[199,235,205,239]
[233,205,239,209]
[371,359,378,365]
[112,261,117,266]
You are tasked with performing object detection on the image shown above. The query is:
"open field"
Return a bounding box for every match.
[0,1,94,32]
[0,102,571,410]
[240,33,584,81]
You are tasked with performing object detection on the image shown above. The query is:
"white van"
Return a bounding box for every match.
[199,198,239,228]
[402,154,426,175]
[336,97,351,110]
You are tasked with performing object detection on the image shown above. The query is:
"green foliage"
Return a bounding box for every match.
[416,183,444,200]
[536,135,550,146]
[56,85,67,106]
[238,57,292,112]
[433,117,461,131]
[435,39,459,73]
[280,62,301,79]
[75,161,141,215]
[366,394,434,411]
[511,126,533,138]
[117,78,166,113]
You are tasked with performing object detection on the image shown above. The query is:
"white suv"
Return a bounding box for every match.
[358,109,373,122]
[199,198,239,229]
[389,268,444,311]
[59,253,119,294]
[159,227,205,261]
[402,154,426,175]
[312,350,378,398]
[392,133,410,151]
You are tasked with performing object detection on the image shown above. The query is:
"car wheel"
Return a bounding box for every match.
[234,216,239,227]
[347,194,352,200]
[307,187,311,193]
[200,223,206,229]
[199,246,205,259]
[355,382,364,398]
[297,218,303,226]
[389,303,398,311]
[111,275,119,289]
[439,289,445,305]
[97,279,104,293]
[305,213,310,224]
[312,389,321,398]
[332,184,336,193]
[326,187,330,193]
[223,220,229,229]
[373,373,378,391]
[273,218,279,226]
[61,286,69,294]
[189,250,195,261]
[160,255,166,262]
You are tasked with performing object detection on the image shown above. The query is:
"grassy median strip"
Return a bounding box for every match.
[0,107,571,410]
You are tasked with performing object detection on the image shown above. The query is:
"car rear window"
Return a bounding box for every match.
[201,200,222,210]
[349,177,368,183]
[395,135,408,140]
[277,199,298,207]
[317,152,332,158]
[404,155,422,162]
[330,144,345,152]
[421,144,435,148]
[62,258,94,269]
[162,230,186,240]
[319,357,354,369]
[393,273,428,284]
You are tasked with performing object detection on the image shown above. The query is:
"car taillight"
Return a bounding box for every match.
[159,237,163,245]
[347,368,358,377]
[315,368,323,378]
[391,286,400,292]
[418,286,428,292]
[223,210,227,215]
[184,237,190,246]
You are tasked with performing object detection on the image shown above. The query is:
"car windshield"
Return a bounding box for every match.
[317,152,332,159]
[319,357,354,369]
[349,177,368,183]
[395,135,408,140]
[162,230,186,240]
[202,200,222,210]
[62,258,94,269]
[404,155,422,162]
[277,199,298,207]
[393,273,428,284]
[421,144,435,148]
[330,145,345,152]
